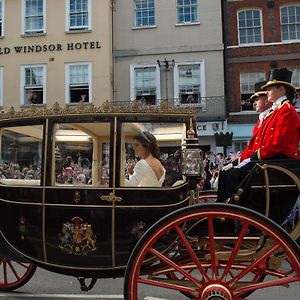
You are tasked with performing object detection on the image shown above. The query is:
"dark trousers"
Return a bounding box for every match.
[217,159,299,225]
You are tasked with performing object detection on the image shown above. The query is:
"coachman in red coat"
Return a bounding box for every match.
[238,80,272,162]
[232,68,300,168]
[251,68,300,161]
[218,68,300,224]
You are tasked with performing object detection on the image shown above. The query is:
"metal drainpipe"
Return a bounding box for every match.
[220,0,229,118]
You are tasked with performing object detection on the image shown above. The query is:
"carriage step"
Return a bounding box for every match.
[77,277,97,291]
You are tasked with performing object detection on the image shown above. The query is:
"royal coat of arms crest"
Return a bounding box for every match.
[59,217,97,255]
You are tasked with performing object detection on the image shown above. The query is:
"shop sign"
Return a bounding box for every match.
[196,121,228,136]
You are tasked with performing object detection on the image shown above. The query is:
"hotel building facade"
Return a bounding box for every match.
[0,0,113,109]
[0,0,226,153]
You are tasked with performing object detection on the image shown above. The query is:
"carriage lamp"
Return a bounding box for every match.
[180,127,203,177]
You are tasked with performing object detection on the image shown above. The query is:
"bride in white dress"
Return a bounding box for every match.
[125,131,166,187]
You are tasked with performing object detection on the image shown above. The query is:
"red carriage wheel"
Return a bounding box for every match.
[124,203,300,300]
[0,257,36,291]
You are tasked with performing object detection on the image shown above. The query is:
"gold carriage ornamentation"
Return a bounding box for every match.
[59,217,97,255]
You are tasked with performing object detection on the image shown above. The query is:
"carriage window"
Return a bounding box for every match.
[54,122,110,186]
[120,122,186,187]
[0,125,43,185]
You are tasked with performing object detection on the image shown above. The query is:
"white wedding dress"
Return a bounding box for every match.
[125,159,166,187]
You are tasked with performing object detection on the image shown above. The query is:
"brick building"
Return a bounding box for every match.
[224,0,300,152]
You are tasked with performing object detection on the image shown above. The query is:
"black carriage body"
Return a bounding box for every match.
[0,103,193,277]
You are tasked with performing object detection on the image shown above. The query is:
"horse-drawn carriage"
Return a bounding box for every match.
[0,102,299,299]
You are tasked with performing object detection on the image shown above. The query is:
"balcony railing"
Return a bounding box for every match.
[114,96,226,122]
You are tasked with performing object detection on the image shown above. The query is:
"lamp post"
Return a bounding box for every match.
[214,131,233,156]
[157,59,175,101]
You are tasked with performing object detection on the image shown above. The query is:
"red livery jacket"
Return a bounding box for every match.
[239,120,261,162]
[250,99,300,161]
[239,110,272,162]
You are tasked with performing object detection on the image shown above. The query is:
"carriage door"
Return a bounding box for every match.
[114,119,189,267]
[44,119,114,268]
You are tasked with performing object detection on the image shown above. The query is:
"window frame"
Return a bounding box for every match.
[0,124,43,186]
[20,64,47,106]
[130,64,161,104]
[66,0,91,32]
[291,67,300,89]
[65,62,92,104]
[239,71,265,111]
[133,0,156,28]
[239,71,265,94]
[280,5,300,41]
[22,0,46,35]
[176,0,199,25]
[0,0,4,37]
[173,61,205,106]
[237,8,263,45]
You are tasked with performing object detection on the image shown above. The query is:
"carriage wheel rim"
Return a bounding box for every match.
[124,204,300,299]
[0,258,35,288]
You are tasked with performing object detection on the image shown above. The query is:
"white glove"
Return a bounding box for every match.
[235,158,251,169]
[221,163,233,172]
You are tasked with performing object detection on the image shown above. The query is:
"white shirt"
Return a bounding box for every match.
[271,96,287,111]
[258,107,273,126]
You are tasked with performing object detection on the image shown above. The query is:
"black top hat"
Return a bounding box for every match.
[250,80,268,100]
[262,68,296,91]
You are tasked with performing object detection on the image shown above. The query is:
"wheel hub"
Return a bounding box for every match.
[201,284,232,300]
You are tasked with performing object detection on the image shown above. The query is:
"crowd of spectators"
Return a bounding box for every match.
[198,151,241,191]
[0,149,239,189]
[0,162,41,180]
[56,155,92,185]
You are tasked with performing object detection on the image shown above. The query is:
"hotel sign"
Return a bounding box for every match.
[0,41,101,55]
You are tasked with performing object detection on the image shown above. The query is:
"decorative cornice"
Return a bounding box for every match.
[0,100,195,121]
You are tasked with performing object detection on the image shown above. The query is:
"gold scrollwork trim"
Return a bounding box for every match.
[0,101,195,121]
[100,192,122,203]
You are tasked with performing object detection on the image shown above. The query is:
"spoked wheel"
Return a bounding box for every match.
[124,203,300,300]
[0,257,37,291]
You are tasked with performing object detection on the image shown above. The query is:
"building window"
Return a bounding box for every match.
[66,63,92,104]
[238,9,262,44]
[240,71,265,111]
[0,0,3,36]
[0,67,3,106]
[291,68,300,89]
[291,68,300,108]
[67,0,90,31]
[281,6,300,41]
[174,63,205,106]
[21,65,46,106]
[177,0,198,24]
[23,0,45,34]
[130,65,160,105]
[134,0,155,28]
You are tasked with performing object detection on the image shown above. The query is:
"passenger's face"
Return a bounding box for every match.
[266,85,286,103]
[133,140,149,159]
[253,95,271,113]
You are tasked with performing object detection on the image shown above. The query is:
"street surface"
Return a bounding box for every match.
[0,267,299,300]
